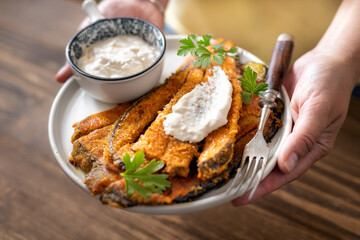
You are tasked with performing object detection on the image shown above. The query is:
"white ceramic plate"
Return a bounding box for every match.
[49,35,292,215]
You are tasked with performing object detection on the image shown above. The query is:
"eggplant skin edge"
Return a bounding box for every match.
[101,188,135,208]
[174,155,241,204]
[197,141,233,179]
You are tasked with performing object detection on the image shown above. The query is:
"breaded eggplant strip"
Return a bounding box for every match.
[71,103,132,143]
[70,125,112,173]
[236,95,262,138]
[104,58,194,166]
[131,67,207,177]
[84,164,120,195]
[160,138,198,178]
[197,54,242,180]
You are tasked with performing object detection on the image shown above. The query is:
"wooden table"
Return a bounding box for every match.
[0,0,359,239]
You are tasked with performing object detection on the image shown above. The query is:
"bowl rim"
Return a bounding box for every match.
[65,17,166,82]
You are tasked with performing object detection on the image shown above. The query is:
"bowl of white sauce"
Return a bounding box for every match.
[65,0,166,103]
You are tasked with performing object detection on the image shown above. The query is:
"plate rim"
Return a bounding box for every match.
[48,34,292,215]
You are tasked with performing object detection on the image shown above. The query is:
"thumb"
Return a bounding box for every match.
[278,103,326,173]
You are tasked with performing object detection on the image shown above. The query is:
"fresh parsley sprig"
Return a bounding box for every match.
[239,66,268,104]
[120,151,170,199]
[177,34,238,68]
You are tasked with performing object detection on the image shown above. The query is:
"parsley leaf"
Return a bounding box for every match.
[239,66,269,104]
[240,91,253,105]
[197,34,212,47]
[194,53,212,68]
[178,35,197,56]
[120,151,170,199]
[213,53,225,65]
[177,34,238,68]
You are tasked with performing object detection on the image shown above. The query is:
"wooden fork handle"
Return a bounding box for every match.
[266,33,294,91]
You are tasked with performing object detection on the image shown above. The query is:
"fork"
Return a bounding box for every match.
[226,33,294,199]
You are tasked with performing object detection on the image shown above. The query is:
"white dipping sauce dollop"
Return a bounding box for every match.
[77,36,158,78]
[163,66,233,143]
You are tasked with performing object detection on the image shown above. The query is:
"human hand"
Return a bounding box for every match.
[55,0,165,83]
[233,49,357,205]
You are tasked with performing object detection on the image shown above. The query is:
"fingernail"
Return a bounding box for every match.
[285,152,298,173]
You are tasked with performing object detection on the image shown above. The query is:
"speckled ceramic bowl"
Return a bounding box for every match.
[65,0,166,103]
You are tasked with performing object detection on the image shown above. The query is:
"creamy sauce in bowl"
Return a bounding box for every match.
[77,36,158,78]
[163,66,233,143]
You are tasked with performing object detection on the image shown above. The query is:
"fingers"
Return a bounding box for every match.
[55,63,73,83]
[97,0,165,30]
[277,101,326,173]
[232,106,329,206]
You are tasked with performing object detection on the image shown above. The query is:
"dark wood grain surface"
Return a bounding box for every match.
[0,0,359,239]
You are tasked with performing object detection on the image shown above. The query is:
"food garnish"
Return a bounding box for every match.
[177,34,238,68]
[239,66,268,104]
[120,151,170,199]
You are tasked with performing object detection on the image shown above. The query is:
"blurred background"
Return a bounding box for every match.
[165,0,341,64]
[165,0,360,95]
